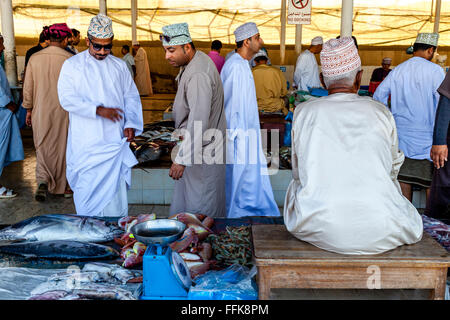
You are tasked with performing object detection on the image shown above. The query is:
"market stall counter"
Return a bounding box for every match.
[0,214,282,300]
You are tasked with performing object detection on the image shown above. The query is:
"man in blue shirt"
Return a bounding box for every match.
[374,33,445,201]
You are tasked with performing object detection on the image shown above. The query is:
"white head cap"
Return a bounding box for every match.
[234,22,259,42]
[311,36,323,46]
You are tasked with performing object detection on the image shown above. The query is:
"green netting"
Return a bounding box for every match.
[6,0,450,46]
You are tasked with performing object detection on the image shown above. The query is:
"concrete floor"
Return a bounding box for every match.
[0,133,171,225]
[0,133,447,300]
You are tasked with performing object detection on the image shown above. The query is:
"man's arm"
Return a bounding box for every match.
[431,94,450,169]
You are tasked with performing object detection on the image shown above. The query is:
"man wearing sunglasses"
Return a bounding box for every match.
[57,14,143,217]
[162,23,226,218]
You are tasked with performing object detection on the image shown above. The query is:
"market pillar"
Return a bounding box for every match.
[0,0,18,86]
[434,0,441,33]
[131,0,137,43]
[340,0,353,37]
[280,0,287,65]
[99,0,107,15]
[295,24,302,56]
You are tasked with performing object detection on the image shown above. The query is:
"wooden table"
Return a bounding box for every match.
[252,225,450,300]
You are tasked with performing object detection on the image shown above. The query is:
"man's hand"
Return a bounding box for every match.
[6,101,18,113]
[96,106,123,122]
[431,145,448,169]
[124,128,135,142]
[26,109,32,127]
[169,162,185,180]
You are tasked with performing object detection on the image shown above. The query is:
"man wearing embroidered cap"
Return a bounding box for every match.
[221,22,280,218]
[374,33,445,202]
[57,14,143,217]
[293,36,323,92]
[132,41,153,96]
[23,23,73,201]
[284,37,423,254]
[368,57,392,95]
[161,22,226,217]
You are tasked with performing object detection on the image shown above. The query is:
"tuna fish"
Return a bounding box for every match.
[0,214,123,243]
[0,240,119,260]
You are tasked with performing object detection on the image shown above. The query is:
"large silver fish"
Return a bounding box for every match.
[0,240,119,260]
[0,214,123,243]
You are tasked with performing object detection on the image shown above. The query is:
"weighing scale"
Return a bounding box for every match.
[131,219,192,300]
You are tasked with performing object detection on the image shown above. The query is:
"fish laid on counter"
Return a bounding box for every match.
[0,240,119,260]
[130,120,178,164]
[29,284,137,300]
[0,214,123,243]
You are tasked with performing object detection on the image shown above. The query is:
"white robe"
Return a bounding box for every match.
[284,93,423,255]
[221,52,280,218]
[57,50,143,217]
[0,67,24,177]
[293,50,321,92]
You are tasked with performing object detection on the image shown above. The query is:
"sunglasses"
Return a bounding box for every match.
[90,40,113,51]
[159,34,190,43]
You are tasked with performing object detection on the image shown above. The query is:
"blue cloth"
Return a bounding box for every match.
[373,57,445,160]
[0,67,24,176]
[221,53,280,218]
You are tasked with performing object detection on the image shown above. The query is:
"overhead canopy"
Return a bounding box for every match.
[7,0,450,46]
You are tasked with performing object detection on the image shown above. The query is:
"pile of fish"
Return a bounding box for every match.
[168,213,215,279]
[114,214,157,268]
[130,120,178,164]
[28,263,142,300]
[0,214,124,260]
[279,146,292,169]
[206,226,253,268]
[115,212,216,279]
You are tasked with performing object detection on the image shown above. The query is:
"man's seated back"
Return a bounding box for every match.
[283,37,423,255]
[252,50,288,115]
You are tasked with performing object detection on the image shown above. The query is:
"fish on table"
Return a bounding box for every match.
[0,240,119,260]
[0,214,123,243]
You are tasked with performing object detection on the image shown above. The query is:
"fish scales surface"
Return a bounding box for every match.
[0,240,119,260]
[0,214,123,242]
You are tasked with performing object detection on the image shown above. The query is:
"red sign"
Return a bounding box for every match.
[292,0,309,10]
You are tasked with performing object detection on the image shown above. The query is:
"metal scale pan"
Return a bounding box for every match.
[131,219,186,246]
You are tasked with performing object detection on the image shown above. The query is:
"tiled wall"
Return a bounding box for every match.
[128,168,292,207]
[128,168,427,209]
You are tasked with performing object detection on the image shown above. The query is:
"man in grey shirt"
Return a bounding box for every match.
[161,22,226,217]
[121,45,136,78]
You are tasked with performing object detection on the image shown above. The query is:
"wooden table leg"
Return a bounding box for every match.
[257,267,271,300]
[430,268,448,300]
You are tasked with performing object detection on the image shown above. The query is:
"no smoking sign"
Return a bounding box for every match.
[292,0,309,10]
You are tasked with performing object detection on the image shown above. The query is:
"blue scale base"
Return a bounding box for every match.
[140,244,189,300]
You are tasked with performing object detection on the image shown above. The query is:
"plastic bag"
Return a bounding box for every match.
[283,111,293,146]
[17,104,27,129]
[188,264,258,300]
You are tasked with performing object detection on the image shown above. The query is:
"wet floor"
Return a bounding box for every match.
[0,130,170,225]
